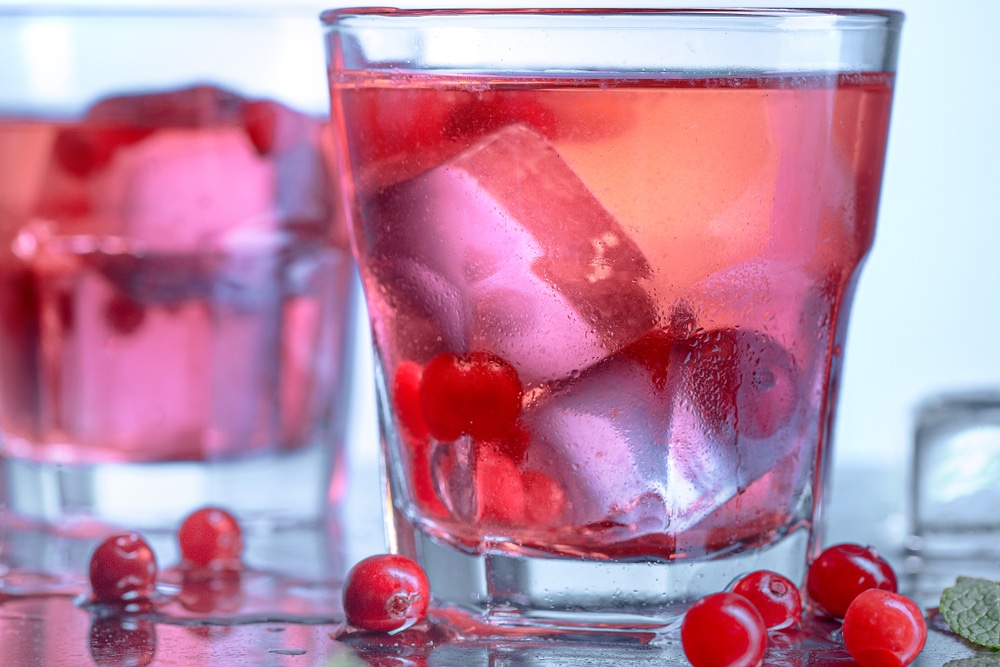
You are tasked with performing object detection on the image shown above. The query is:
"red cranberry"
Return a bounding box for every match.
[53,125,153,177]
[681,592,767,667]
[731,570,803,630]
[342,554,430,634]
[842,589,927,667]
[89,533,158,603]
[806,543,898,619]
[103,294,146,336]
[177,507,243,571]
[392,360,431,440]
[419,351,522,442]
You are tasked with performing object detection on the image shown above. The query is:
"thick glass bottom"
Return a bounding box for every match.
[395,515,810,634]
[0,440,336,534]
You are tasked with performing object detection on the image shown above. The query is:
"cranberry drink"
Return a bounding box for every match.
[335,74,893,562]
[0,86,352,470]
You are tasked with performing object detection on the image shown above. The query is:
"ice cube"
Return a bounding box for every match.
[521,328,804,537]
[366,124,657,383]
[89,127,275,252]
[909,391,1000,559]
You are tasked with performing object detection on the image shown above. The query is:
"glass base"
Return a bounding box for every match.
[0,440,334,534]
[398,519,810,634]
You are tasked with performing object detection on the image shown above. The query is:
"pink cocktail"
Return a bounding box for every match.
[0,12,357,531]
[325,8,902,629]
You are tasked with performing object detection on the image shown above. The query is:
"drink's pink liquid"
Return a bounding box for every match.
[334,74,894,561]
[0,86,354,465]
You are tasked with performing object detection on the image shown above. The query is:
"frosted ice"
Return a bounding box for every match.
[910,391,1000,558]
[521,331,805,535]
[366,123,657,384]
[90,128,275,252]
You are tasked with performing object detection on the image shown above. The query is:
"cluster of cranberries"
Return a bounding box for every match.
[87,509,432,635]
[681,543,927,667]
[87,506,244,611]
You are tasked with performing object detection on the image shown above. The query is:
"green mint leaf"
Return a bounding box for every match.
[941,576,1000,649]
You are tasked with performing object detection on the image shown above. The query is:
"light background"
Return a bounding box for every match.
[3,0,998,477]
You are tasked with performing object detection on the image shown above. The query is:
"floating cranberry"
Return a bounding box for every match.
[392,360,430,440]
[53,125,153,177]
[242,99,278,155]
[681,592,767,667]
[842,589,927,667]
[806,543,898,619]
[88,533,158,604]
[621,327,677,392]
[419,351,522,442]
[178,507,243,571]
[342,554,430,633]
[444,92,558,141]
[731,570,803,630]
[104,294,146,336]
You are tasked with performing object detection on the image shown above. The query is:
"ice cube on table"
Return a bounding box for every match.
[365,123,658,383]
[909,390,1000,559]
[89,127,275,252]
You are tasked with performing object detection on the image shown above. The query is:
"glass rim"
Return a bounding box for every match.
[0,5,320,20]
[321,6,904,26]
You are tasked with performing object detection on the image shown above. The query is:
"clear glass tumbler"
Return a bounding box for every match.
[0,8,359,532]
[323,7,902,630]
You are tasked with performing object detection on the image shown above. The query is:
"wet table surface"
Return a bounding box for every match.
[0,456,995,666]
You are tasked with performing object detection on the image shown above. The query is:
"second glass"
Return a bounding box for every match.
[324,8,902,629]
[0,9,358,531]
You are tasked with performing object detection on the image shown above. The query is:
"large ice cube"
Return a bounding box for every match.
[89,128,275,252]
[521,329,805,538]
[365,124,657,383]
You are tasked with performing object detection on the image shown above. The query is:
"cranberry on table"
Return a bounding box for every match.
[731,570,803,630]
[681,592,767,667]
[842,589,927,667]
[88,533,158,603]
[806,543,897,619]
[419,350,523,442]
[343,554,430,633]
[178,507,243,570]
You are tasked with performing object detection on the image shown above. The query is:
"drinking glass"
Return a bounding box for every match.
[0,9,359,532]
[323,7,902,630]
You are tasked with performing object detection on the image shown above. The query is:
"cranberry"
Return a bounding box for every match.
[474,441,565,527]
[53,125,153,177]
[242,99,278,155]
[621,327,677,392]
[842,589,927,667]
[392,361,431,440]
[342,554,430,634]
[419,351,523,442]
[104,294,146,335]
[731,570,803,630]
[88,533,158,603]
[806,543,898,619]
[683,327,798,440]
[444,92,558,141]
[681,592,767,667]
[177,507,243,570]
